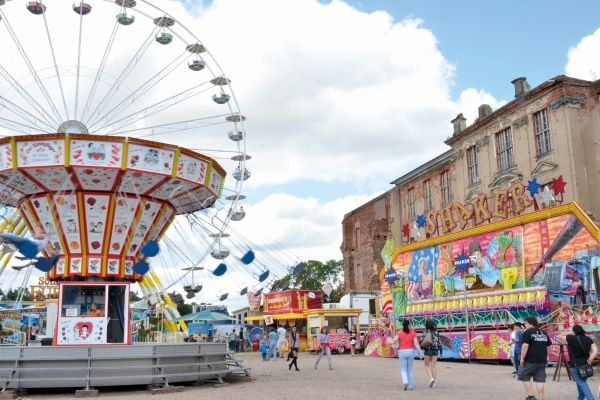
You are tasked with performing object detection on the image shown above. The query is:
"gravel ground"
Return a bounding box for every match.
[21,351,593,399]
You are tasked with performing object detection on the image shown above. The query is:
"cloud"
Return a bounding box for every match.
[565,27,600,81]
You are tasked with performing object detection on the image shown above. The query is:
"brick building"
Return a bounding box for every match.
[341,75,600,292]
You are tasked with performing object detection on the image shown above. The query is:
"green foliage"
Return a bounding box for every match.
[177,303,193,316]
[280,259,344,303]
[5,289,19,301]
[130,291,142,301]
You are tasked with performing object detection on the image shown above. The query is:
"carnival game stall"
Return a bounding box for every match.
[376,199,600,361]
[305,308,361,354]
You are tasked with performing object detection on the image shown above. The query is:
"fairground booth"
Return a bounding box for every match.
[245,289,361,353]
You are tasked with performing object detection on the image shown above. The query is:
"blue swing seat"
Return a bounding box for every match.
[240,250,255,265]
[257,269,270,282]
[212,263,227,276]
[35,255,58,273]
[18,241,39,259]
[141,241,160,257]
[132,260,150,275]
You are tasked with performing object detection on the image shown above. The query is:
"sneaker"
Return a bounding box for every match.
[525,396,537,400]
[511,371,517,375]
[314,365,317,370]
[329,366,334,370]
[429,378,435,388]
[403,384,408,391]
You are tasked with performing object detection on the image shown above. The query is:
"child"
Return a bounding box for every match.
[259,339,268,361]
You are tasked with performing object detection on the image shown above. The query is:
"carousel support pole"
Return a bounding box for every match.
[390,281,396,336]
[464,274,476,360]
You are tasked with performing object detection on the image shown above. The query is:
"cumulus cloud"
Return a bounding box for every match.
[0,0,511,309]
[565,27,600,81]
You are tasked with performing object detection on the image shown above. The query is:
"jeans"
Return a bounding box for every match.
[571,367,595,400]
[315,346,332,367]
[268,343,277,360]
[513,352,521,373]
[398,349,415,389]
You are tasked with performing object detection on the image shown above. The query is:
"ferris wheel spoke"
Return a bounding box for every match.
[0,117,41,135]
[74,2,86,120]
[90,50,188,130]
[79,22,120,123]
[0,96,55,132]
[92,82,213,132]
[103,114,231,137]
[85,26,160,128]
[0,10,62,125]
[41,11,69,120]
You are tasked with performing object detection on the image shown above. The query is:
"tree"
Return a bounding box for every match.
[130,291,142,302]
[276,259,344,303]
[177,303,193,316]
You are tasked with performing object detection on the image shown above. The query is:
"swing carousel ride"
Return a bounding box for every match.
[0,0,300,347]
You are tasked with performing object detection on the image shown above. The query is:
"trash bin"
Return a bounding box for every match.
[252,339,259,352]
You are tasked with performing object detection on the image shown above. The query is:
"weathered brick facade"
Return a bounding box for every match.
[342,75,600,293]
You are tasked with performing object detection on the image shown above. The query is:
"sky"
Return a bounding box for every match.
[0,0,599,313]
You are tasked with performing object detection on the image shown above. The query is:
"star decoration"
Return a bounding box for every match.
[417,214,426,228]
[526,177,541,197]
[402,223,410,238]
[540,186,555,207]
[411,223,421,238]
[552,175,567,195]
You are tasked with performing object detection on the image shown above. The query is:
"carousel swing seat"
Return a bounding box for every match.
[232,169,251,181]
[293,262,304,276]
[212,263,227,276]
[132,259,149,275]
[238,286,248,296]
[256,269,270,283]
[251,285,263,296]
[141,240,160,257]
[217,291,229,301]
[240,250,255,265]
[230,208,246,221]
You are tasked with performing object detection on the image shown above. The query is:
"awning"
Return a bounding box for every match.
[245,316,264,322]
[269,313,305,320]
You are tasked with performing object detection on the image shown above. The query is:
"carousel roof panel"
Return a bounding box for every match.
[72,167,121,191]
[21,166,75,192]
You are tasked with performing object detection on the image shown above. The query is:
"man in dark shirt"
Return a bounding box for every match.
[517,317,552,400]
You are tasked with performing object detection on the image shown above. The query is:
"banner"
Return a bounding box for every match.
[247,292,262,311]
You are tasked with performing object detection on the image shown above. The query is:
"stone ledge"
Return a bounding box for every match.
[147,385,185,395]
[75,389,99,398]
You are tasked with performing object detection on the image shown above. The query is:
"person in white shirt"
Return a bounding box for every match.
[277,324,287,359]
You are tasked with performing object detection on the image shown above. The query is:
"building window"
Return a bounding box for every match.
[467,146,479,184]
[533,109,551,156]
[408,188,416,219]
[423,180,432,211]
[496,127,514,171]
[441,170,451,205]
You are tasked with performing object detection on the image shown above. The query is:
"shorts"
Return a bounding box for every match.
[423,348,439,357]
[277,339,286,348]
[517,362,547,382]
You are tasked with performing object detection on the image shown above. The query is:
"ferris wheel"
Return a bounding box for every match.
[0,0,285,306]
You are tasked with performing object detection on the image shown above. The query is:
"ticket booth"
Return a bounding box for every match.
[53,282,131,346]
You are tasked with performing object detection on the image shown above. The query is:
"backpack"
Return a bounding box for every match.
[420,331,433,349]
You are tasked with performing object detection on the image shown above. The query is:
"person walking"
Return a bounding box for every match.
[517,316,552,400]
[557,324,597,400]
[349,327,358,357]
[392,319,423,391]
[420,317,442,388]
[277,324,287,359]
[513,322,524,376]
[288,325,300,371]
[267,327,277,361]
[314,327,334,370]
[230,329,238,351]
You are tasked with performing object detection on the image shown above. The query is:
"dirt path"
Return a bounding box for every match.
[26,352,591,399]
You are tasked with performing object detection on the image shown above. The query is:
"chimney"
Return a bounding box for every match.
[477,104,493,121]
[511,77,531,98]
[451,113,467,136]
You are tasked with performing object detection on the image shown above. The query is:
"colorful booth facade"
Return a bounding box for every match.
[374,202,600,361]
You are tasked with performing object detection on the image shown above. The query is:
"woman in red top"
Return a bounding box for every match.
[392,319,423,391]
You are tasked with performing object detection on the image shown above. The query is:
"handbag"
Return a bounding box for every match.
[572,336,594,379]
[420,331,433,349]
